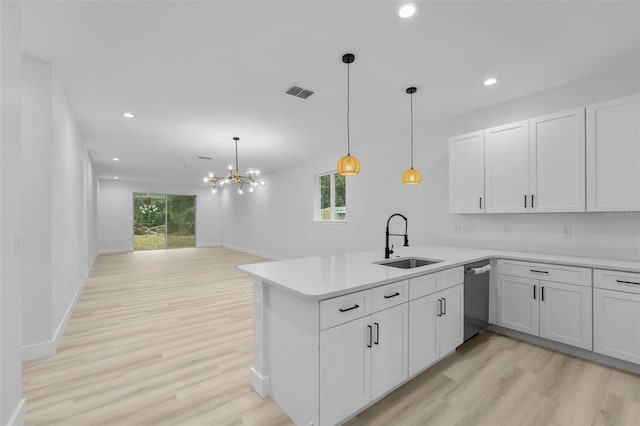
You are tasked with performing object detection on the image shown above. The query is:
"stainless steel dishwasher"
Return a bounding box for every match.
[463,260,491,342]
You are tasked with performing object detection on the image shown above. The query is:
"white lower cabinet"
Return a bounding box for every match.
[320,303,408,425]
[593,269,640,364]
[320,315,372,426]
[496,260,592,350]
[408,284,463,377]
[539,280,592,349]
[496,275,540,335]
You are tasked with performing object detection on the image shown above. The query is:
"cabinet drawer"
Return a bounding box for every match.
[320,289,372,330]
[594,269,640,294]
[440,267,464,290]
[371,280,408,313]
[497,259,591,286]
[409,267,465,300]
[409,273,439,300]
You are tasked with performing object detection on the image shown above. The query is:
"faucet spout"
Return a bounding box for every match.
[385,213,409,259]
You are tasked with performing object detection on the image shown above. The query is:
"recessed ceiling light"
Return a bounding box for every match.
[398,4,416,18]
[122,112,134,118]
[112,157,120,161]
[113,176,119,179]
[484,77,498,86]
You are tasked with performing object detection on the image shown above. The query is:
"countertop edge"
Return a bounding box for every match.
[239,247,640,300]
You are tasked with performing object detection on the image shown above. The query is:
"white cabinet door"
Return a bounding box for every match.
[586,94,640,212]
[408,293,439,377]
[539,281,592,350]
[485,120,530,213]
[439,284,464,356]
[320,316,371,426]
[449,131,485,213]
[529,108,586,212]
[594,288,640,364]
[496,275,539,335]
[371,304,408,400]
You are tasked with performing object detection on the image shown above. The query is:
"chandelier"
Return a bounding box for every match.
[203,137,266,194]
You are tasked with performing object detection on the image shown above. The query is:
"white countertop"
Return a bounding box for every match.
[239,245,640,299]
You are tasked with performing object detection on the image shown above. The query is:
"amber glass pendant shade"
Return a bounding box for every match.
[402,167,422,184]
[403,86,422,185]
[337,154,361,176]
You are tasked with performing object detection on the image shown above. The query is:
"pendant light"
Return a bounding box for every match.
[337,53,361,176]
[402,87,422,184]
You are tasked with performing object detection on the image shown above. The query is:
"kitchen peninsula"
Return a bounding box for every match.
[239,245,640,426]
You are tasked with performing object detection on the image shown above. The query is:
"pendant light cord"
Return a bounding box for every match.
[347,62,351,156]
[410,91,414,169]
[235,139,239,173]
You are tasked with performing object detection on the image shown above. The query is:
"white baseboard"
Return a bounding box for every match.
[6,398,26,426]
[196,241,222,248]
[84,252,98,279]
[250,367,270,398]
[22,277,86,362]
[222,243,286,261]
[98,247,132,254]
[21,339,56,361]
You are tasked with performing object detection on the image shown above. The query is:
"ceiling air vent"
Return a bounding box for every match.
[198,156,212,160]
[286,85,314,99]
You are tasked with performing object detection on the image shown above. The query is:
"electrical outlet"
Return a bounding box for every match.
[455,224,461,233]
[562,225,571,236]
[503,225,510,233]
[463,224,475,232]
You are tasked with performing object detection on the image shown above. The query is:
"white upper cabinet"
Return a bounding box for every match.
[529,108,586,212]
[586,94,640,212]
[484,120,530,213]
[449,131,485,213]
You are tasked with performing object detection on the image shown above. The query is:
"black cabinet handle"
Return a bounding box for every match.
[374,322,379,345]
[384,292,400,299]
[617,280,640,285]
[443,297,447,315]
[437,299,443,317]
[541,286,545,301]
[479,197,483,209]
[339,304,359,313]
[524,195,527,208]
[533,285,536,300]
[367,325,372,348]
[530,269,549,274]
[531,194,535,208]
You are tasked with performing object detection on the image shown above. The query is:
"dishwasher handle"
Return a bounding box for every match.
[465,264,491,275]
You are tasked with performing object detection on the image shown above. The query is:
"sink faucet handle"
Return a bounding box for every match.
[389,244,394,255]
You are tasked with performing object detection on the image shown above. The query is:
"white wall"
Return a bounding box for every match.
[20,56,52,348]
[0,2,26,424]
[98,180,222,252]
[20,55,99,361]
[220,140,426,260]
[221,63,640,261]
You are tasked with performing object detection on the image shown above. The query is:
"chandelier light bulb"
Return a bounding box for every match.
[238,187,243,194]
[248,187,254,193]
[228,164,234,171]
[211,187,217,194]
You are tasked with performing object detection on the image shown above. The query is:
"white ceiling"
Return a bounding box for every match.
[21,1,640,184]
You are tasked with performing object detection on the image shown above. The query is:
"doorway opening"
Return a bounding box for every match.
[133,193,196,250]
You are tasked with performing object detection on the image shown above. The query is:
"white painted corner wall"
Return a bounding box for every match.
[20,55,99,362]
[97,179,223,253]
[221,63,640,261]
[1,2,26,425]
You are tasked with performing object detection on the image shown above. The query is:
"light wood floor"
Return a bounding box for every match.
[23,247,640,426]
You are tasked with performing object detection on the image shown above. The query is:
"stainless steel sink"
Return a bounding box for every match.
[375,257,443,269]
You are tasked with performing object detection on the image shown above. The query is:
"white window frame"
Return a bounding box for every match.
[314,171,347,223]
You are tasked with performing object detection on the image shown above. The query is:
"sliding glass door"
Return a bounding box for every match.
[133,193,196,250]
